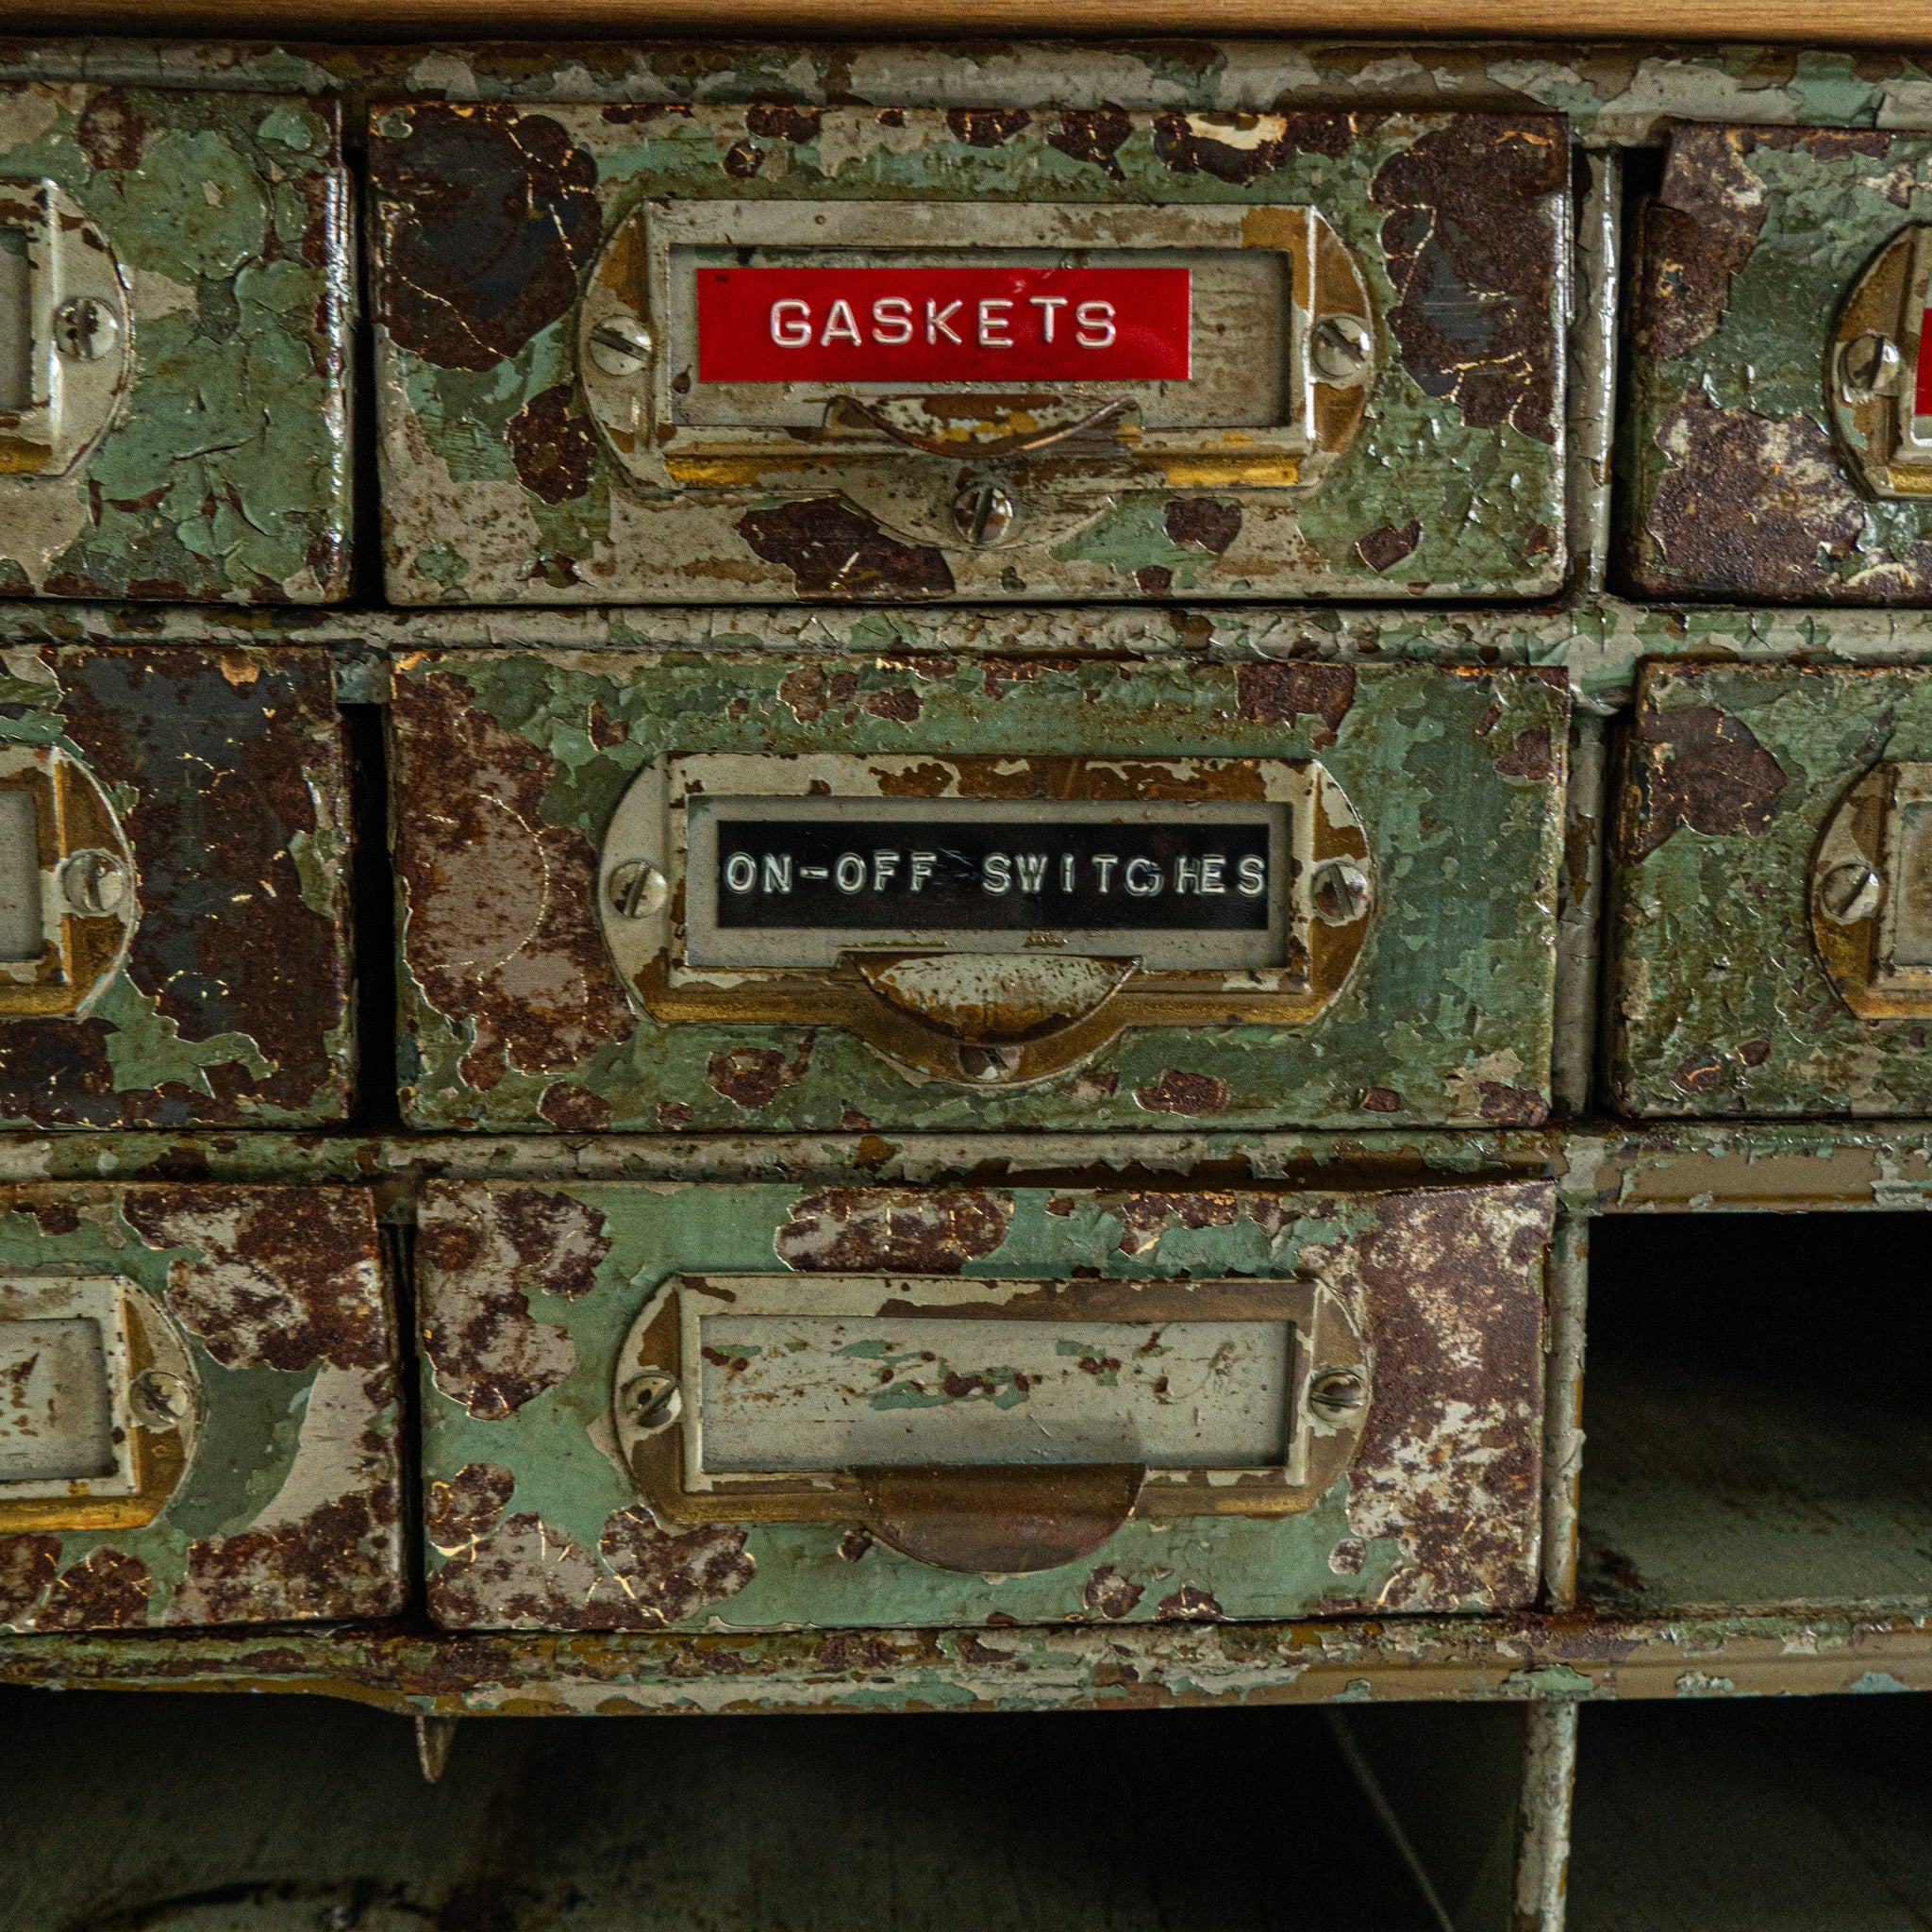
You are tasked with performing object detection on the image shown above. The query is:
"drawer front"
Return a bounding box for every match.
[0,647,353,1128]
[1625,122,1932,604]
[1607,660,1932,1116]
[391,652,1568,1132]
[369,105,1568,605]
[0,1184,402,1631]
[0,87,351,603]
[417,1180,1552,1631]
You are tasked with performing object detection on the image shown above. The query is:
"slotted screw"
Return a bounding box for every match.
[952,480,1018,548]
[54,296,117,362]
[1840,331,1902,405]
[1309,313,1372,385]
[607,858,669,919]
[588,313,654,377]
[1309,1369,1366,1415]
[1309,858,1373,926]
[623,1370,682,1430]
[1818,859,1881,924]
[59,849,129,918]
[130,1368,192,1428]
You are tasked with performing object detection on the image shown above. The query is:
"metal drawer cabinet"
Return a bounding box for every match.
[0,87,352,602]
[1624,121,1932,604]
[1607,660,1932,1116]
[416,1178,1552,1632]
[0,646,354,1128]
[0,1183,403,1632]
[390,650,1569,1132]
[369,104,1569,605]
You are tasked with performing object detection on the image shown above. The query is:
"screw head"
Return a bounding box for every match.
[1310,312,1372,385]
[588,313,654,377]
[607,858,670,920]
[1309,858,1373,926]
[130,1368,192,1428]
[1840,330,1903,405]
[623,1370,682,1431]
[958,1042,1023,1081]
[1819,859,1882,924]
[1309,1369,1366,1415]
[59,849,130,919]
[952,480,1018,548]
[54,295,118,363]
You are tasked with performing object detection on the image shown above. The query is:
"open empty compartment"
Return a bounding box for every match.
[1579,1211,1932,1614]
[1569,1696,1932,1931]
[0,1686,1544,1932]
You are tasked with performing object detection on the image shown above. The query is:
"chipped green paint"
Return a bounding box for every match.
[0,1184,401,1631]
[1624,125,1932,606]
[1608,661,1932,1115]
[415,1179,1550,1632]
[391,651,1568,1132]
[369,102,1567,605]
[0,85,351,603]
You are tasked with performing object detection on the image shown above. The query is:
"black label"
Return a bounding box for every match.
[712,817,1273,931]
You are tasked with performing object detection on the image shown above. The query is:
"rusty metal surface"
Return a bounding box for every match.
[391,650,1568,1132]
[1606,660,1932,1116]
[0,646,353,1129]
[415,1178,1552,1630]
[1624,123,1932,606]
[368,103,1567,604]
[0,1183,402,1631]
[0,85,351,602]
[4,1607,1931,1714]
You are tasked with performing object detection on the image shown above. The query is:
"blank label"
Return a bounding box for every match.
[0,1316,115,1484]
[0,788,42,963]
[697,1314,1291,1473]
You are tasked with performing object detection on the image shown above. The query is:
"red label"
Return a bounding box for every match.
[1920,306,1932,416]
[695,266,1191,384]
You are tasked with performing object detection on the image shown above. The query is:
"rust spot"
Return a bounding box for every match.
[657,1101,695,1130]
[374,103,601,372]
[538,1084,613,1132]
[75,90,147,172]
[506,385,598,505]
[724,142,762,178]
[1674,1055,1726,1094]
[426,1462,518,1553]
[838,1528,874,1562]
[1356,520,1423,574]
[1493,726,1555,781]
[1740,1039,1772,1067]
[1478,1082,1547,1126]
[775,663,860,724]
[1083,1564,1146,1619]
[1135,565,1174,596]
[774,1189,1013,1273]
[1372,117,1564,443]
[1635,130,1772,364]
[27,1201,81,1235]
[1114,1192,1239,1257]
[0,1535,58,1625]
[863,685,923,724]
[38,1549,152,1630]
[1361,1087,1404,1112]
[708,1043,810,1111]
[1155,1584,1224,1620]
[1165,498,1241,556]
[420,1188,608,1418]
[738,500,955,599]
[745,103,823,143]
[1133,1070,1231,1116]
[427,1507,753,1630]
[946,108,1031,147]
[1047,108,1133,178]
[124,1187,386,1374]
[1152,109,1374,182]
[1629,699,1789,858]
[177,1493,399,1624]
[1639,398,1871,600]
[1234,661,1356,747]
[1344,1185,1552,1609]
[393,670,635,1091]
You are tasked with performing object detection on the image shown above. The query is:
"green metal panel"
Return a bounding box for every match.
[391,650,1569,1132]
[0,86,352,602]
[0,1182,402,1631]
